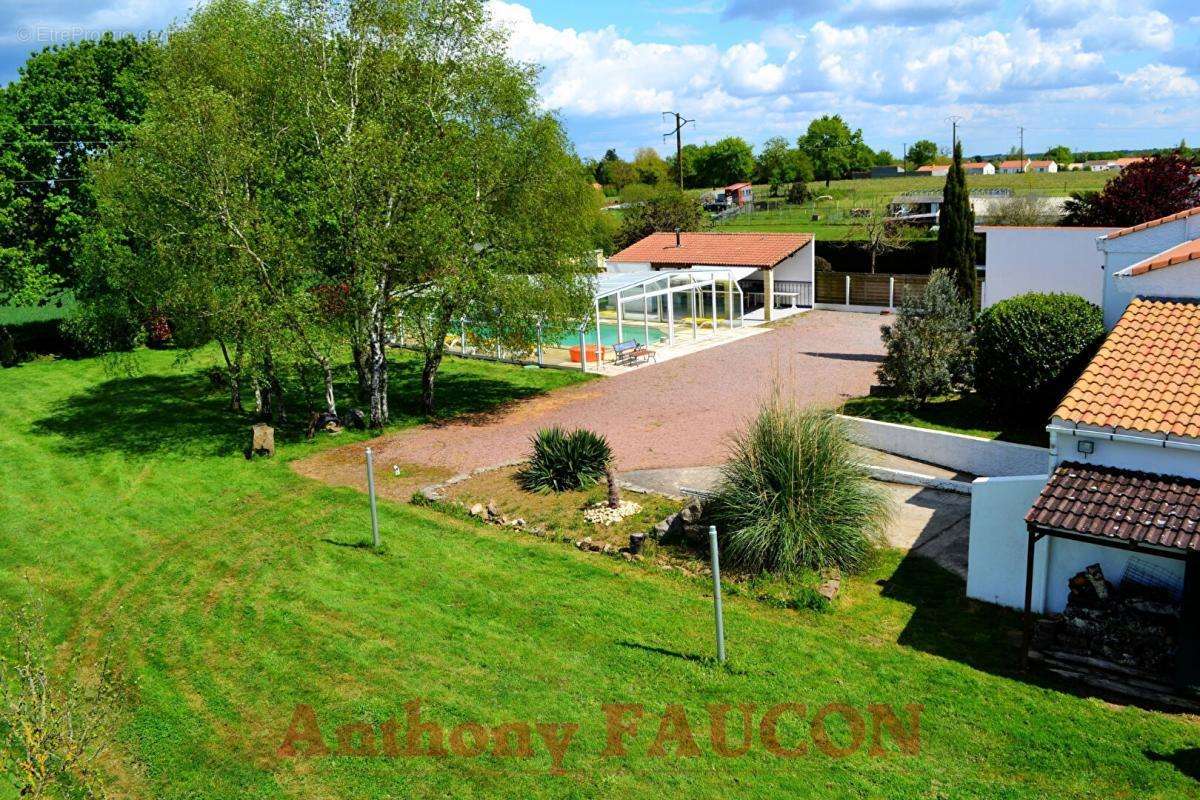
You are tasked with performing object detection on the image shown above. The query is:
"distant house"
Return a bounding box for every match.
[724,182,753,206]
[1114,156,1148,171]
[915,164,949,177]
[1027,160,1058,173]
[870,165,906,179]
[1085,159,1117,171]
[1067,162,1085,171]
[963,161,996,175]
[998,159,1029,174]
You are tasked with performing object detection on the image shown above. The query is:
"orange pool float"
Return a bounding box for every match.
[569,343,605,363]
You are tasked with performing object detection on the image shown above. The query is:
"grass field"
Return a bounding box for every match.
[841,394,1050,447]
[2,347,1198,798]
[710,171,1112,240]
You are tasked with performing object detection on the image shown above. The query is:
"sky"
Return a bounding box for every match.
[2,0,1198,160]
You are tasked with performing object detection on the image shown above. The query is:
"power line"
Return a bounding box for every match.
[662,110,700,190]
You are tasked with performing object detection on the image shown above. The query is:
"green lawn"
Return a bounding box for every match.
[1,348,1196,798]
[842,394,1049,448]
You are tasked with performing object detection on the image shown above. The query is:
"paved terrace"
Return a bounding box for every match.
[303,310,886,481]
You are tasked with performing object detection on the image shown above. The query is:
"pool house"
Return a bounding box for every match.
[413,231,816,372]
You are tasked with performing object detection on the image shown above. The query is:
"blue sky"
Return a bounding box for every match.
[3,0,1199,160]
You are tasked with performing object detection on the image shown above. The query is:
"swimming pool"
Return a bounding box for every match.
[551,322,666,348]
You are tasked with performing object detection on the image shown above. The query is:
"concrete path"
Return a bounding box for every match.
[305,310,886,477]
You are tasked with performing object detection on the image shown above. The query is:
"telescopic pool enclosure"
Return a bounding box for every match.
[393,267,761,373]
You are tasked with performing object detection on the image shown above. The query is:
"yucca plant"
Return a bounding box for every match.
[518,426,613,493]
[708,399,891,575]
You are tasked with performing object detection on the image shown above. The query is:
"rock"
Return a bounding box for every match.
[817,577,841,601]
[652,517,673,539]
[249,424,275,458]
[510,518,526,528]
[679,499,705,524]
[469,503,486,518]
[343,409,367,430]
[628,532,647,555]
[486,500,500,519]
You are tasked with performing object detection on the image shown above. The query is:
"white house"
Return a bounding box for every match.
[967,205,1200,690]
[1085,159,1117,171]
[998,159,1029,174]
[1026,160,1058,173]
[977,225,1118,307]
[1099,207,1200,328]
[963,162,996,175]
[915,164,949,177]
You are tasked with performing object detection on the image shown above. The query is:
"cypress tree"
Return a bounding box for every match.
[938,141,976,301]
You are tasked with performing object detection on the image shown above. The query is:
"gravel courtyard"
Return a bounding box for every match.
[297,310,886,489]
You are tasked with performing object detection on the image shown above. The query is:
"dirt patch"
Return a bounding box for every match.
[290,446,453,504]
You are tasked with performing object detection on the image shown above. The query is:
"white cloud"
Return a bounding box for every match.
[1117,63,1200,99]
[1022,0,1175,51]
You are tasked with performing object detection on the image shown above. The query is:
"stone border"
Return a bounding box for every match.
[417,458,526,502]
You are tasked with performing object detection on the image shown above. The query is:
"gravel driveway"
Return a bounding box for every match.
[305,310,886,479]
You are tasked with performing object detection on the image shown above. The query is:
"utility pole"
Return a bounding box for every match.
[1018,126,1025,162]
[902,141,907,172]
[662,111,694,189]
[946,116,963,150]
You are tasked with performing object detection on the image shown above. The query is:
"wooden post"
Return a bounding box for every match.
[1022,529,1038,671]
[764,269,774,323]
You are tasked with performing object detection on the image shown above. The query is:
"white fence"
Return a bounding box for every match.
[837,415,1049,477]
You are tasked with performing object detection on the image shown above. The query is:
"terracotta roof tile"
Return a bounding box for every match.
[607,232,813,269]
[1104,207,1200,240]
[1127,238,1200,275]
[1026,462,1200,551]
[1054,298,1200,438]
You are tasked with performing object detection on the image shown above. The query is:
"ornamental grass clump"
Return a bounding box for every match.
[518,426,613,493]
[708,400,891,575]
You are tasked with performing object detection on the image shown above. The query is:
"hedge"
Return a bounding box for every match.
[974,293,1104,422]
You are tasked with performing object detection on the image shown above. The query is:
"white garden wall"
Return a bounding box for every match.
[967,475,1049,611]
[838,415,1049,477]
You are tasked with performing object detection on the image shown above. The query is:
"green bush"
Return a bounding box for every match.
[975,293,1104,421]
[707,400,891,575]
[518,426,613,493]
[877,269,974,405]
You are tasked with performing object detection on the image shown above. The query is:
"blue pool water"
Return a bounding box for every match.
[553,322,666,347]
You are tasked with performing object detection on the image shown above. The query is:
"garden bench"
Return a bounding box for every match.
[613,340,656,366]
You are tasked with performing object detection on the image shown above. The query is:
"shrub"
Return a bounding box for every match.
[518,426,613,492]
[877,270,974,405]
[975,292,1104,421]
[787,181,812,205]
[707,400,891,575]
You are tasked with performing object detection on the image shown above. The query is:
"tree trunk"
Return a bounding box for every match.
[217,338,243,413]
[420,316,451,417]
[366,314,389,428]
[350,339,370,401]
[252,375,266,420]
[263,350,286,425]
[323,360,338,417]
[606,465,620,509]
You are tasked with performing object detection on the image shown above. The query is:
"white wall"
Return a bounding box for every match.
[770,244,815,284]
[978,227,1116,308]
[1106,259,1200,329]
[838,415,1049,477]
[967,475,1049,611]
[1100,214,1200,328]
[1052,429,1200,480]
[966,473,1184,613]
